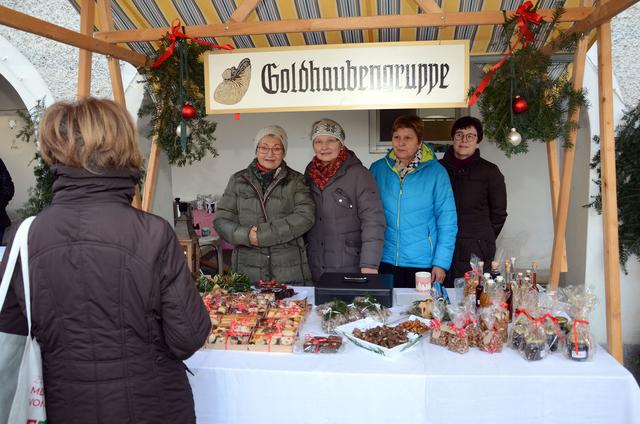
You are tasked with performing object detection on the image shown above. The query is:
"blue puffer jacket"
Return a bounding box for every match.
[370,144,457,270]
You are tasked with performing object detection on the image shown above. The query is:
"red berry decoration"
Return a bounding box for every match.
[181,102,197,120]
[512,96,528,114]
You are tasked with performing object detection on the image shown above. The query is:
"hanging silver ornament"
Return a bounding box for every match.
[176,125,192,138]
[507,127,522,146]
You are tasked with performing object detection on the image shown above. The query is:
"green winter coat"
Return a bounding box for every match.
[214,162,315,285]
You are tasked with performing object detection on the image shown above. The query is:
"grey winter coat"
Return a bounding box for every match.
[214,161,315,285]
[304,151,386,282]
[0,165,211,424]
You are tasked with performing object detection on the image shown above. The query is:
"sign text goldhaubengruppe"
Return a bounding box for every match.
[205,41,469,114]
[261,60,450,96]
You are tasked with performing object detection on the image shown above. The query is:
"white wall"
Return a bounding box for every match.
[171,108,557,271]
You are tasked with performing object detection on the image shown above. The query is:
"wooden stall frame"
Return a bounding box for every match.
[0,0,635,364]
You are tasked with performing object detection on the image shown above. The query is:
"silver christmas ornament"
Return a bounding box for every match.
[176,125,192,138]
[507,128,522,146]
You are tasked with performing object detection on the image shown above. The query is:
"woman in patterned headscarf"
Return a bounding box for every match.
[304,119,386,282]
[370,114,458,288]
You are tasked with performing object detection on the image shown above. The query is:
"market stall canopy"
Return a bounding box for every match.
[68,0,593,59]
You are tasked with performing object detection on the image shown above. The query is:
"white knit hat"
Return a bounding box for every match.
[254,125,288,153]
[310,119,345,144]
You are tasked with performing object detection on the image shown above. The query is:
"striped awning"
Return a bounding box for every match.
[68,0,584,61]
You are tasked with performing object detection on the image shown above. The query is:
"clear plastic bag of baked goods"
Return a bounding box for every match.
[463,296,482,348]
[561,285,597,362]
[294,334,345,354]
[444,305,470,354]
[488,289,510,343]
[405,294,435,320]
[352,295,390,323]
[317,299,363,334]
[478,307,504,353]
[429,299,448,347]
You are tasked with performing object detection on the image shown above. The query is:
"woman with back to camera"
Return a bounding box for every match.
[215,125,315,285]
[304,119,386,282]
[370,114,458,287]
[0,97,210,424]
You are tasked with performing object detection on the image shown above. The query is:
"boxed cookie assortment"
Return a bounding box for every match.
[200,277,309,352]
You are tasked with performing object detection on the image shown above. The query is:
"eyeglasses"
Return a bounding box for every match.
[453,132,478,142]
[257,145,284,155]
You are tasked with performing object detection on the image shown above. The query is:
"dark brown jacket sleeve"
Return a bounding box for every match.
[158,222,210,359]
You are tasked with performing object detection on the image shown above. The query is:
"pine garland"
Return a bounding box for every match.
[15,100,54,219]
[474,8,588,156]
[139,37,218,166]
[589,101,640,272]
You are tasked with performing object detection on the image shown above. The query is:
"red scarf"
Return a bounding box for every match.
[308,146,349,190]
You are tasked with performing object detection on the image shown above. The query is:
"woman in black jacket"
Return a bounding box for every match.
[440,116,507,286]
[0,157,14,244]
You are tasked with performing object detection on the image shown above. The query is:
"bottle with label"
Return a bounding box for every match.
[531,261,538,290]
[474,263,485,308]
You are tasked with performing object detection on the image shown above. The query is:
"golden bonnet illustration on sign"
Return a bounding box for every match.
[214,57,251,105]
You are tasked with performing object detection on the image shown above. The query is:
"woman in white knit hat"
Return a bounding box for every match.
[304,118,386,282]
[215,125,316,284]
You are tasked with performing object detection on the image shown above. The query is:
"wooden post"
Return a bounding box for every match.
[548,36,589,289]
[77,0,94,98]
[546,140,568,272]
[597,6,624,363]
[141,137,161,212]
[96,0,142,209]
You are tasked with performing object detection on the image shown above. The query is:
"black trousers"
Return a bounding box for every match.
[379,262,433,288]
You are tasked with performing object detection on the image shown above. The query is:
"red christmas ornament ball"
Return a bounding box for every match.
[181,102,197,120]
[512,96,528,114]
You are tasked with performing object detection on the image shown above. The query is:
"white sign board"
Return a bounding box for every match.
[205,41,469,114]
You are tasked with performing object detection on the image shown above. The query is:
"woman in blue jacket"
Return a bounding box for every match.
[370,115,457,287]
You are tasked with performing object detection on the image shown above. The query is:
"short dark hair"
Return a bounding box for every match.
[451,116,483,142]
[392,115,424,141]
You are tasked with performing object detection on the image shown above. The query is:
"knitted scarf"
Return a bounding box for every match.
[307,146,349,190]
[250,158,281,192]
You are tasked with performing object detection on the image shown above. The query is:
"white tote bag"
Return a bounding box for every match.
[0,217,47,424]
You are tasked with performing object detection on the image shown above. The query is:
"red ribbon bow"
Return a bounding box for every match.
[467,2,543,106]
[516,1,544,46]
[450,323,467,338]
[152,18,234,69]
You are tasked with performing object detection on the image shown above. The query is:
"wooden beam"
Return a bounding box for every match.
[546,139,569,272]
[228,0,261,24]
[414,0,443,14]
[548,35,589,290]
[542,0,639,55]
[77,0,95,99]
[141,139,161,213]
[597,10,623,364]
[97,0,125,105]
[0,5,148,67]
[94,7,592,42]
[96,0,142,209]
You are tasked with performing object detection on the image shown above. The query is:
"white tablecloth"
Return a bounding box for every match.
[187,288,640,424]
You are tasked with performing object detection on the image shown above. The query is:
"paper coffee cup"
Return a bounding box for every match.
[415,271,432,293]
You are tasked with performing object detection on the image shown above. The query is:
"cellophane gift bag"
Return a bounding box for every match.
[561,285,597,362]
[429,299,448,347]
[444,305,469,354]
